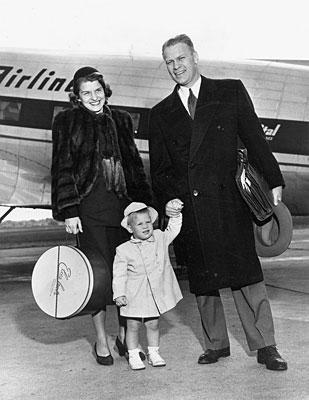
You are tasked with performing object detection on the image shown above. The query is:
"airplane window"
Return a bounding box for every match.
[0,100,21,121]
[129,112,140,136]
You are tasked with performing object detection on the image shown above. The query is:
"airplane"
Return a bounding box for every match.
[0,49,309,223]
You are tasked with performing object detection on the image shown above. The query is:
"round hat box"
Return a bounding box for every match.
[31,245,112,319]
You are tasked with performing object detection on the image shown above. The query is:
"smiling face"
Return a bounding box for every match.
[163,42,200,88]
[78,80,106,113]
[128,209,154,240]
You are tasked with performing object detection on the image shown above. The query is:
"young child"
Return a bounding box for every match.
[113,201,183,370]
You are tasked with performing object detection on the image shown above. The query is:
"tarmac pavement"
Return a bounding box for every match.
[0,224,308,400]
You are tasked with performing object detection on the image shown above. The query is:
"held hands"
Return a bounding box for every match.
[115,296,127,307]
[165,198,184,217]
[271,186,282,206]
[65,217,83,235]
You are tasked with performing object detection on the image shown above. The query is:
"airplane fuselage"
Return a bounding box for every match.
[0,50,308,215]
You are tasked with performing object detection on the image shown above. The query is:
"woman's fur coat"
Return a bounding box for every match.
[51,106,152,221]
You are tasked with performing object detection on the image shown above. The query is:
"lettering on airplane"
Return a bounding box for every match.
[261,123,281,141]
[0,65,73,92]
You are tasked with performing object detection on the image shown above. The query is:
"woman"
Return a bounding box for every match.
[51,66,152,365]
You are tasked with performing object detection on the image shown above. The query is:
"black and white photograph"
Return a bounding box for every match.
[0,1,308,399]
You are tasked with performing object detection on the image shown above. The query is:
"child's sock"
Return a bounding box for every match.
[147,346,166,367]
[148,346,160,354]
[128,348,141,357]
[128,348,145,370]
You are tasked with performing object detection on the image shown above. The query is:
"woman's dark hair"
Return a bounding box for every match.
[69,67,112,105]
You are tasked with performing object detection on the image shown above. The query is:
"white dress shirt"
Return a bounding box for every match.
[178,76,202,115]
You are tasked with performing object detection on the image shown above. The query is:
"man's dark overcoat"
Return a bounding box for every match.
[149,76,284,295]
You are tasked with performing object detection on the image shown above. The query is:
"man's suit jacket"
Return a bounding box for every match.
[149,76,284,294]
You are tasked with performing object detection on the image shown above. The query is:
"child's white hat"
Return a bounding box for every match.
[121,202,158,231]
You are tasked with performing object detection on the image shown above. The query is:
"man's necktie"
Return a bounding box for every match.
[188,88,197,119]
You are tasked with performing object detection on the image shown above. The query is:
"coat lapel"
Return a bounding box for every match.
[161,85,193,137]
[189,76,221,161]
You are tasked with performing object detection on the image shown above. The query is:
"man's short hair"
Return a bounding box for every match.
[162,34,195,56]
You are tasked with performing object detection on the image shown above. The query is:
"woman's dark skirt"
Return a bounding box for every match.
[78,217,129,312]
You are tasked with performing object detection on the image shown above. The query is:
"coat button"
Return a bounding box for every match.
[189,162,196,168]
[193,190,199,197]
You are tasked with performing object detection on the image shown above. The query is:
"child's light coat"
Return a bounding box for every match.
[113,215,183,317]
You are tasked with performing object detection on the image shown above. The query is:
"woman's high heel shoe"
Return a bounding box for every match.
[114,336,128,357]
[94,343,114,366]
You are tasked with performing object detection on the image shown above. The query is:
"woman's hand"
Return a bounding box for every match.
[65,217,83,234]
[115,296,127,307]
[165,198,184,217]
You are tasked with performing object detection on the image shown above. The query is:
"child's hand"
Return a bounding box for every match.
[115,296,127,307]
[166,199,184,217]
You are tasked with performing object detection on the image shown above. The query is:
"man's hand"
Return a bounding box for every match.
[271,186,282,206]
[165,198,184,217]
[115,296,127,307]
[65,217,83,234]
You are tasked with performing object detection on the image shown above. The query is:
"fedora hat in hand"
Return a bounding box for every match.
[121,202,158,232]
[254,201,293,257]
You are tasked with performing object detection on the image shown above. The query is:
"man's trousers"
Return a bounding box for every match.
[196,281,275,351]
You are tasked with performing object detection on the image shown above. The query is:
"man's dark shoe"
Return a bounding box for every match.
[198,347,230,364]
[257,345,287,371]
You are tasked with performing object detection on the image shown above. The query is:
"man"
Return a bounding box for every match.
[148,34,287,371]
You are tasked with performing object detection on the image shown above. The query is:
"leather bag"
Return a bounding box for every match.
[235,149,273,222]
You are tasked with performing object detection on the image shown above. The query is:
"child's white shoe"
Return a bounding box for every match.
[128,349,145,370]
[147,347,166,367]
